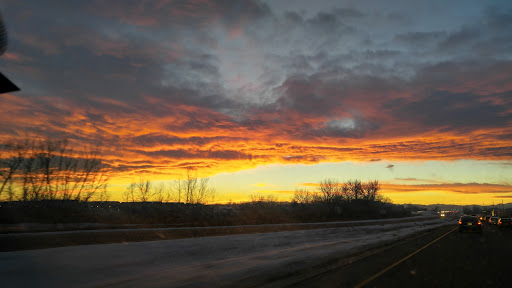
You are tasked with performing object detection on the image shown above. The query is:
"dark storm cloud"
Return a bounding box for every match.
[104,163,159,173]
[2,0,246,112]
[429,7,512,58]
[266,51,512,140]
[483,6,512,31]
[131,134,246,148]
[282,7,364,27]
[389,90,512,131]
[276,74,339,116]
[497,134,512,141]
[281,155,323,163]
[174,161,214,169]
[333,8,365,18]
[437,26,480,53]
[394,31,447,47]
[91,0,272,29]
[480,147,512,158]
[138,148,251,161]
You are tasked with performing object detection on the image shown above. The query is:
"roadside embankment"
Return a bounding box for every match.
[1,215,442,251]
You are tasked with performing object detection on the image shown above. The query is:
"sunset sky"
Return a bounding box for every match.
[1,0,512,205]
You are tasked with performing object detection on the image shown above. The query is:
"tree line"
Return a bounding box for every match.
[0,138,108,201]
[293,179,384,204]
[122,169,216,204]
[0,138,216,204]
[291,179,390,218]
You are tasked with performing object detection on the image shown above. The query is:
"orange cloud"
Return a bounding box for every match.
[3,52,32,62]
[2,90,512,183]
[381,183,512,194]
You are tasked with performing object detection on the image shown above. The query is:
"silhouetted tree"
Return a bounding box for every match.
[0,140,27,199]
[346,180,363,201]
[0,138,109,201]
[318,178,343,203]
[122,182,135,202]
[172,169,216,204]
[293,188,313,204]
[362,180,380,201]
[135,178,154,202]
[153,182,167,202]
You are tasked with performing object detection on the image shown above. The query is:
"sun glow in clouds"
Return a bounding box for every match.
[1,0,512,204]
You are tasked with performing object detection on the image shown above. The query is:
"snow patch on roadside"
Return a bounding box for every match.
[0,218,454,287]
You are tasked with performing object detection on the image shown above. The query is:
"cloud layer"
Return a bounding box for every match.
[1,0,511,179]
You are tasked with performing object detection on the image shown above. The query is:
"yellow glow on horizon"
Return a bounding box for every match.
[99,159,512,205]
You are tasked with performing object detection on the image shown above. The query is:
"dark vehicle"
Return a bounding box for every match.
[459,215,482,232]
[498,217,512,229]
[489,216,500,225]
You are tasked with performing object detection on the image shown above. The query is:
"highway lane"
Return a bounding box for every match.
[291,221,512,288]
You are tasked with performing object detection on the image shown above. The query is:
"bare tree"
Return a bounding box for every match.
[346,180,363,201]
[153,182,167,202]
[123,183,136,202]
[1,138,109,201]
[185,169,198,204]
[20,141,43,201]
[362,180,380,201]
[96,185,111,202]
[0,140,27,199]
[125,178,173,202]
[250,193,277,204]
[318,178,343,203]
[38,139,61,200]
[293,188,313,204]
[196,177,216,204]
[171,176,184,203]
[134,178,155,202]
[375,194,392,203]
[171,169,216,204]
[315,179,382,203]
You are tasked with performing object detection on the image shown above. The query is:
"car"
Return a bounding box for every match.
[489,216,500,225]
[458,215,482,232]
[498,217,512,229]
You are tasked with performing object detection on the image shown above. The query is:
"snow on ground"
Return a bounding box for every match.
[0,218,454,287]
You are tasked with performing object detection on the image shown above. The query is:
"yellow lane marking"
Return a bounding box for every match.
[353,226,458,288]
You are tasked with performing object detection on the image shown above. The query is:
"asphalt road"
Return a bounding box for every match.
[290,221,512,288]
